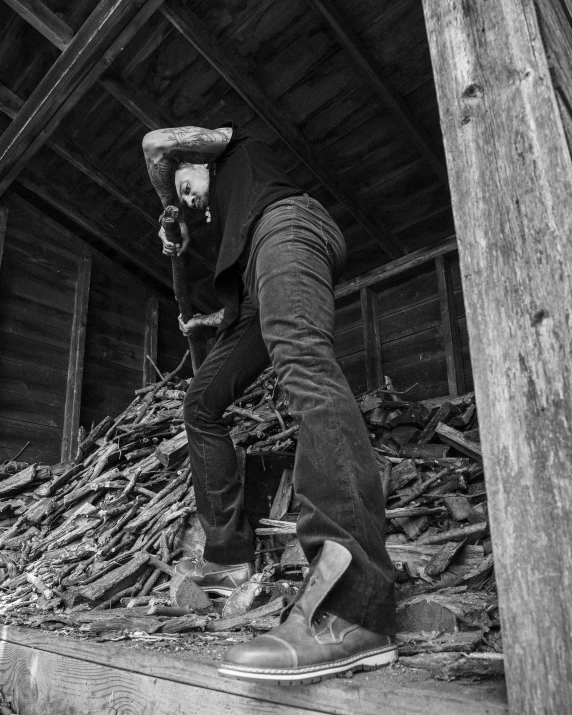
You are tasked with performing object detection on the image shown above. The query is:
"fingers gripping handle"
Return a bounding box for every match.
[160,205,182,245]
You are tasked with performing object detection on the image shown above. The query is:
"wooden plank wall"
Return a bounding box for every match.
[80,256,148,430]
[0,196,78,463]
[0,193,182,459]
[334,253,472,399]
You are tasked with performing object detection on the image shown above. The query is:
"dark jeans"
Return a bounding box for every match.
[184,194,396,635]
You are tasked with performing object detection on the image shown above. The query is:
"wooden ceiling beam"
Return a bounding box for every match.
[0,6,215,273]
[2,0,74,50]
[98,70,173,130]
[161,0,405,260]
[305,0,449,187]
[0,0,165,196]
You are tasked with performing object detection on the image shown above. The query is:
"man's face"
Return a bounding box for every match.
[175,164,210,210]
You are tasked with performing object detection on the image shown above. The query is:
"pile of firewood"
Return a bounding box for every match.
[0,359,501,679]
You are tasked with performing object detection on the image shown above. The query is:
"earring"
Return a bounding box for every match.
[205,207,211,224]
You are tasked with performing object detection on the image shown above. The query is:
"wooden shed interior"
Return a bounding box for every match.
[0,0,466,465]
[2,0,572,713]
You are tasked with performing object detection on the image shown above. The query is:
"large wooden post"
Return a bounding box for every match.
[421,0,572,712]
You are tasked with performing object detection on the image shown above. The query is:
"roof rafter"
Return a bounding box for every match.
[160,0,405,260]
[0,0,165,196]
[305,0,449,187]
[0,0,221,285]
[2,0,74,50]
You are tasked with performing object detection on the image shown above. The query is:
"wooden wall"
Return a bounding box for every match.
[334,253,472,400]
[0,196,79,464]
[81,257,148,431]
[0,194,183,463]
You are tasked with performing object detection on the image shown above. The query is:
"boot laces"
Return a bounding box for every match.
[312,609,330,626]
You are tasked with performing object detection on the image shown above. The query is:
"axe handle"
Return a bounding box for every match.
[170,252,207,377]
[160,208,207,376]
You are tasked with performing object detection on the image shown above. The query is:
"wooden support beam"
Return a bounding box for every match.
[360,287,384,391]
[2,0,73,50]
[0,0,165,196]
[534,0,572,152]
[61,252,92,462]
[99,70,174,130]
[335,237,457,299]
[143,296,159,387]
[435,254,465,396]
[305,0,448,186]
[0,207,7,271]
[161,0,404,260]
[422,0,572,712]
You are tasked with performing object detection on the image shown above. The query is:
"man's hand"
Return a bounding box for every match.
[158,221,190,257]
[178,309,224,338]
[178,313,209,339]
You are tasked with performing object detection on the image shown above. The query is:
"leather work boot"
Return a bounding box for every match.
[175,558,254,596]
[218,541,398,684]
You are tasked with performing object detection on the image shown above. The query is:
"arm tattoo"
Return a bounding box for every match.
[204,309,225,327]
[160,127,231,163]
[146,155,178,208]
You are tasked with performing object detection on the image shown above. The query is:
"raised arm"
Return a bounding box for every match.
[142,126,232,207]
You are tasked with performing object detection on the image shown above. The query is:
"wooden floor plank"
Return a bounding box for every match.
[0,626,508,715]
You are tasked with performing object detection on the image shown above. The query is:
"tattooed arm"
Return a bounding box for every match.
[142,126,233,208]
[178,309,225,338]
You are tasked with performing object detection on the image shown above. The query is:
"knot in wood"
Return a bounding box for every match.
[531,308,549,327]
[462,83,483,100]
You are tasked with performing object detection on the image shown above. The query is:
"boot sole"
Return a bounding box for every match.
[218,645,398,685]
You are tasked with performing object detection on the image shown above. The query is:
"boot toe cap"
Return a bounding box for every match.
[223,635,298,669]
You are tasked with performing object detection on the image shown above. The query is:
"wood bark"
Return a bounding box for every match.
[421,0,572,711]
[61,253,91,462]
[435,422,482,462]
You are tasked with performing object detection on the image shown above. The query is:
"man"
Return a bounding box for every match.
[142,123,397,683]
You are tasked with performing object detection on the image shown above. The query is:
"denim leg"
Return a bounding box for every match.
[183,295,270,564]
[247,195,396,635]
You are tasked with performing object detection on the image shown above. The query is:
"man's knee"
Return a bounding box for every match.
[183,382,226,429]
